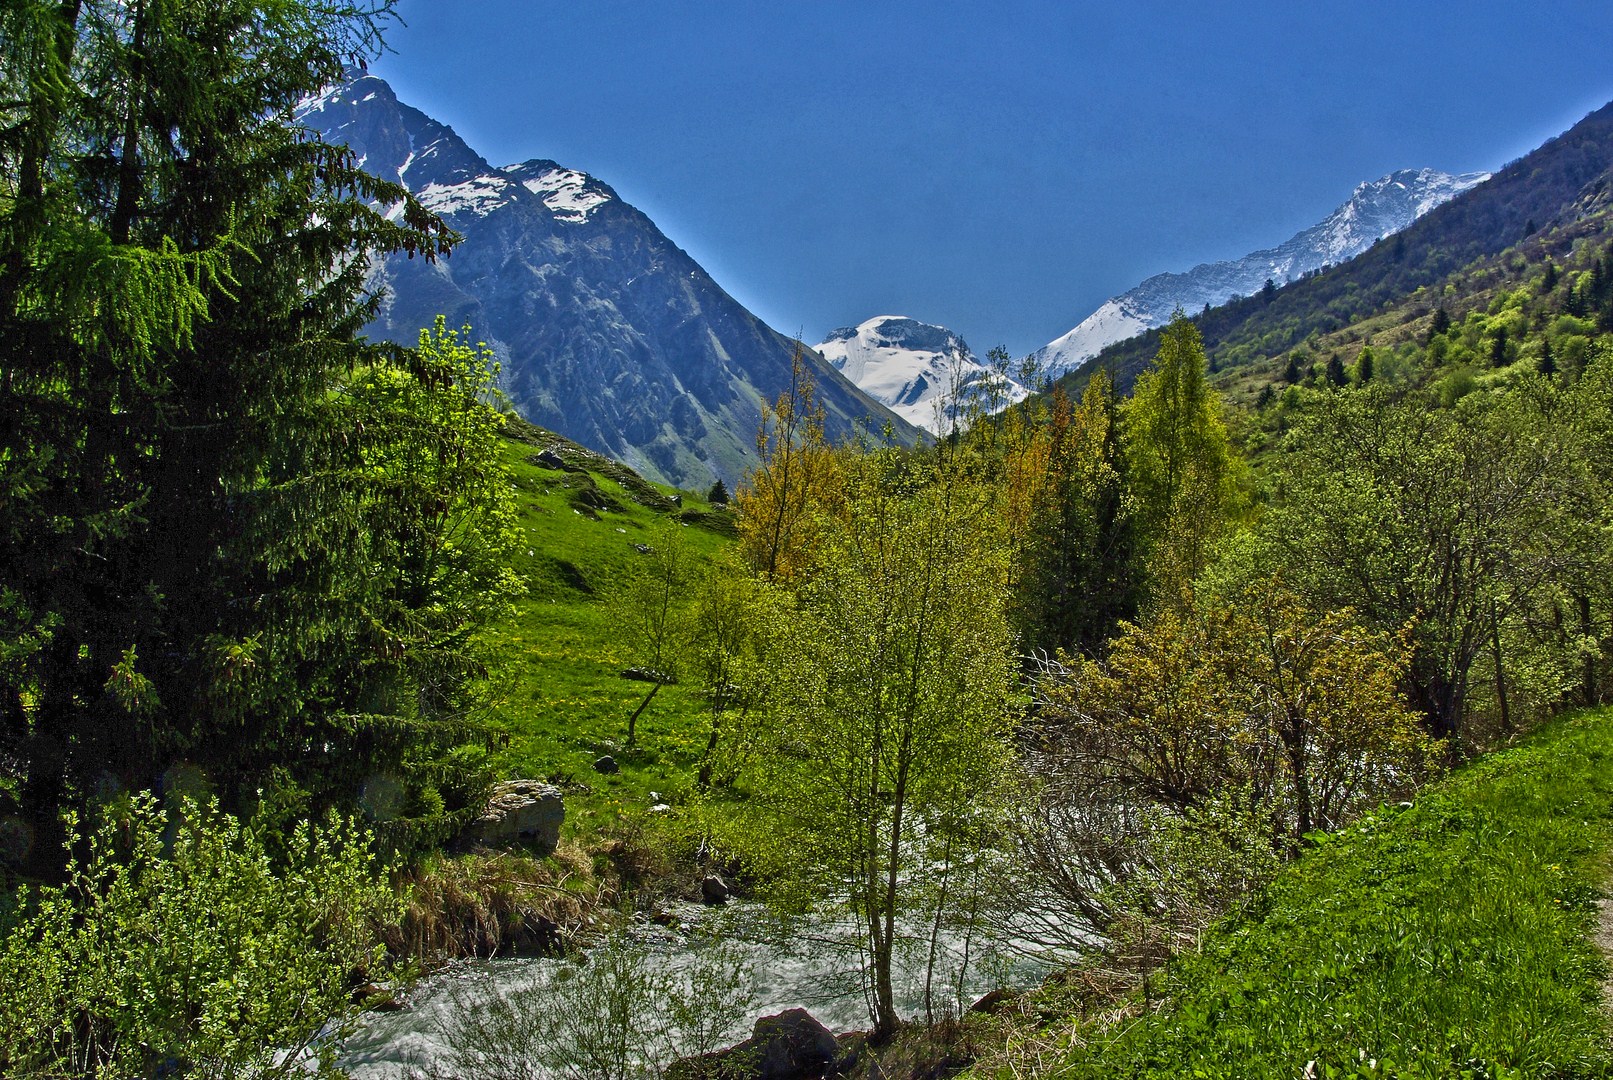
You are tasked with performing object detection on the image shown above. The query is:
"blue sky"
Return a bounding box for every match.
[374,1,1613,358]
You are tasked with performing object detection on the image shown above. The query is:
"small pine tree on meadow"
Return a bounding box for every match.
[1283,354,1302,384]
[1428,305,1452,342]
[707,478,730,505]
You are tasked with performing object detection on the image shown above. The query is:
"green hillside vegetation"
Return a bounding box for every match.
[974,709,1613,1080]
[1068,100,1613,400]
[480,419,738,834]
[9,1,1613,1074]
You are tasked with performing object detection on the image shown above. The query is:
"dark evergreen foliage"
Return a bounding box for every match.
[1015,374,1140,657]
[1325,354,1347,386]
[0,0,508,874]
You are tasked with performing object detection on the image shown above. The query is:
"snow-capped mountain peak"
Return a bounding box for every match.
[1031,166,1490,377]
[817,315,1025,435]
[291,70,920,488]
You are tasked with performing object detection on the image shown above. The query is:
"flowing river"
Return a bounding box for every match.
[339,900,1055,1076]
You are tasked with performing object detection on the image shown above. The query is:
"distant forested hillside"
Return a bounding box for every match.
[1068,100,1613,394]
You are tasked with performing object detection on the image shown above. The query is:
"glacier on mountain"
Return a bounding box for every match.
[817,316,1026,435]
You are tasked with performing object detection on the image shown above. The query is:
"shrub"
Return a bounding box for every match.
[0,794,400,1078]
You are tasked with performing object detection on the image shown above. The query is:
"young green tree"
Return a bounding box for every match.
[686,555,785,790]
[1121,312,1239,604]
[717,467,1017,1038]
[615,522,691,748]
[1236,382,1591,744]
[1356,346,1375,383]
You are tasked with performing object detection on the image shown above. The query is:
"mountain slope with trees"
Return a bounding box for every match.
[1068,100,1613,395]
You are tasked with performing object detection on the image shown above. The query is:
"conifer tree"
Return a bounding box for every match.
[1490,325,1510,367]
[0,0,507,870]
[1325,354,1347,387]
[1016,373,1140,655]
[1428,305,1453,342]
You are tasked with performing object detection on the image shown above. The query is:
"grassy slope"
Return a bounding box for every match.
[982,710,1613,1079]
[484,421,736,839]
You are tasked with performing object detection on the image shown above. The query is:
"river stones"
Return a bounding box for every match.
[700,873,730,905]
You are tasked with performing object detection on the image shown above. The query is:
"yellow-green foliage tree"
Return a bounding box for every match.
[717,460,1017,1038]
[1121,313,1240,603]
[1009,583,1436,956]
[1046,581,1434,846]
[734,343,845,582]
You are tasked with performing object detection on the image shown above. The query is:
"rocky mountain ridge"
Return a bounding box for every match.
[1033,168,1490,376]
[296,73,921,488]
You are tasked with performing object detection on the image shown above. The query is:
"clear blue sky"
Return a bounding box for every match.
[373,1,1613,358]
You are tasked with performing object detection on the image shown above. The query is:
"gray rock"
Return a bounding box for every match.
[622,666,674,684]
[677,1009,839,1080]
[462,780,564,855]
[746,1009,841,1079]
[700,874,729,905]
[970,987,1017,1014]
[593,754,619,775]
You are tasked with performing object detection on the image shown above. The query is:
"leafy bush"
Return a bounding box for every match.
[0,794,400,1078]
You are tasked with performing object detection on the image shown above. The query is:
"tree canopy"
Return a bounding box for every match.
[0,0,511,874]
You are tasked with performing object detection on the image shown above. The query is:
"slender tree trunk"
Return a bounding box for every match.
[1580,594,1598,706]
[110,1,147,245]
[1283,722,1313,841]
[624,680,660,748]
[923,830,954,1024]
[1491,599,1512,733]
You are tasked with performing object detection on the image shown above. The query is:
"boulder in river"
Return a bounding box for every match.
[700,873,730,905]
[673,1008,840,1079]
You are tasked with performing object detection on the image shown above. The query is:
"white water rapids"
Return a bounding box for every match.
[338,900,1054,1076]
